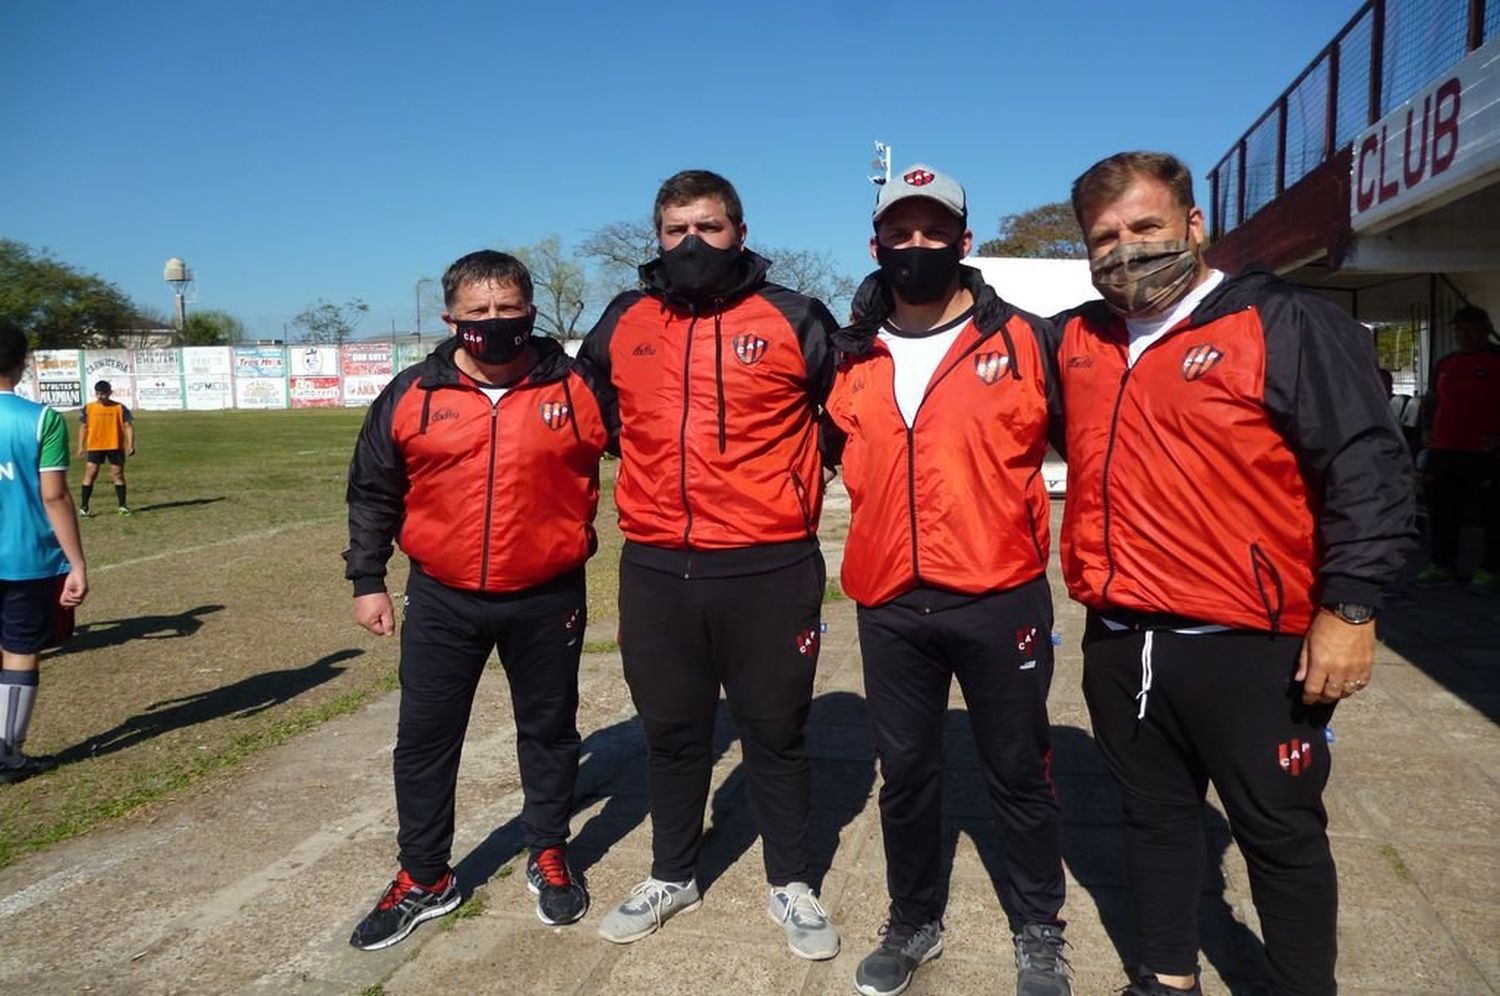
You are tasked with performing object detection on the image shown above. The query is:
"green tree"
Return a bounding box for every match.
[182,309,247,345]
[510,235,589,339]
[977,201,1087,259]
[0,239,137,347]
[291,298,369,345]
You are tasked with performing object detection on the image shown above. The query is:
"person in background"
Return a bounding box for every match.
[77,379,135,516]
[1416,305,1500,591]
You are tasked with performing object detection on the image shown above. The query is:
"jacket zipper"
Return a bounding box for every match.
[478,402,500,591]
[900,334,990,586]
[678,314,698,577]
[1099,365,1134,602]
[1098,317,1201,601]
[905,426,921,583]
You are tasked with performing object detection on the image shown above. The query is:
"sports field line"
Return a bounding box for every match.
[94,516,342,572]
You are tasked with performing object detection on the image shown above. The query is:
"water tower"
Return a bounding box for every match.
[164,257,192,330]
[869,141,891,186]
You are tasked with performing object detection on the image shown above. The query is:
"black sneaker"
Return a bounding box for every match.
[854,919,943,996]
[0,754,58,785]
[349,869,460,951]
[1014,922,1072,995]
[1120,974,1203,995]
[526,844,589,925]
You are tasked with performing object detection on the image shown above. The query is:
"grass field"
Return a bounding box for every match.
[0,408,624,870]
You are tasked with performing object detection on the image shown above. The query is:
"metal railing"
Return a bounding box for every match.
[1208,0,1494,239]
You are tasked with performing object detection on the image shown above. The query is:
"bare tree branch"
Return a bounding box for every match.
[291,298,369,345]
[510,235,589,340]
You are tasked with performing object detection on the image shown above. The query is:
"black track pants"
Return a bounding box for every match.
[618,554,823,885]
[1081,615,1338,996]
[1426,449,1499,572]
[857,577,1064,928]
[394,567,585,882]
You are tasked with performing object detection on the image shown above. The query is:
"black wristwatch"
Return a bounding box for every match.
[1323,602,1378,625]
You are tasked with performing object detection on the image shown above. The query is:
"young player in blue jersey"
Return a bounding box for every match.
[0,320,88,784]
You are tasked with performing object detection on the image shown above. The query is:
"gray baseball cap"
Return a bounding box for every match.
[872,163,967,223]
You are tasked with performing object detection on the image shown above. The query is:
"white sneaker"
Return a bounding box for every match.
[596,877,701,944]
[768,881,839,960]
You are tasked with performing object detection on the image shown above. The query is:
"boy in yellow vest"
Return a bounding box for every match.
[77,380,136,516]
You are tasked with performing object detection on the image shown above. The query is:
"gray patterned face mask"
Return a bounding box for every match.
[1089,239,1199,318]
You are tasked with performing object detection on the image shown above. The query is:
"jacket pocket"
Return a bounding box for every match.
[1249,543,1285,634]
[790,468,815,535]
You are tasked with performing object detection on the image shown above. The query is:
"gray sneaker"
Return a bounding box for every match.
[768,881,839,960]
[854,919,943,996]
[596,877,701,944]
[1014,922,1072,996]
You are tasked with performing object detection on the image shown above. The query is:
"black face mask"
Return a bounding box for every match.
[876,244,963,305]
[456,313,532,365]
[659,235,743,302]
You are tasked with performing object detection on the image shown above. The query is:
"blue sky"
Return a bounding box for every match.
[1,1,1358,340]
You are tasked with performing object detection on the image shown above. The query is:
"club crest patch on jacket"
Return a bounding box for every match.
[974,351,1010,385]
[733,333,768,366]
[1181,343,1224,381]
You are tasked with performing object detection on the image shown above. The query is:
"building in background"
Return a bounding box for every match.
[1205,0,1500,396]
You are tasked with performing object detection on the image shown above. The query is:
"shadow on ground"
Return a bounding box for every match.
[45,604,225,658]
[129,497,228,514]
[1380,570,1499,724]
[454,691,877,900]
[54,648,361,764]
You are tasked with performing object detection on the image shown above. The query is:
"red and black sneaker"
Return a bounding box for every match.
[349,869,461,951]
[526,844,589,925]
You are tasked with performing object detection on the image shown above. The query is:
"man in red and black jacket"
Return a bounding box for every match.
[344,251,608,951]
[822,164,1072,996]
[1416,305,1500,590]
[1055,152,1414,996]
[577,170,841,959]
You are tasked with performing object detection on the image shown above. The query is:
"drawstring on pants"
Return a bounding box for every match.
[1136,630,1155,720]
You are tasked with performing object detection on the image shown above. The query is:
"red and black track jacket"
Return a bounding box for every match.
[1055,271,1415,634]
[345,336,607,596]
[577,250,837,576]
[822,266,1063,606]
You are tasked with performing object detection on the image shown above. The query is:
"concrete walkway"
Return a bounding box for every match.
[1,498,1495,995]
